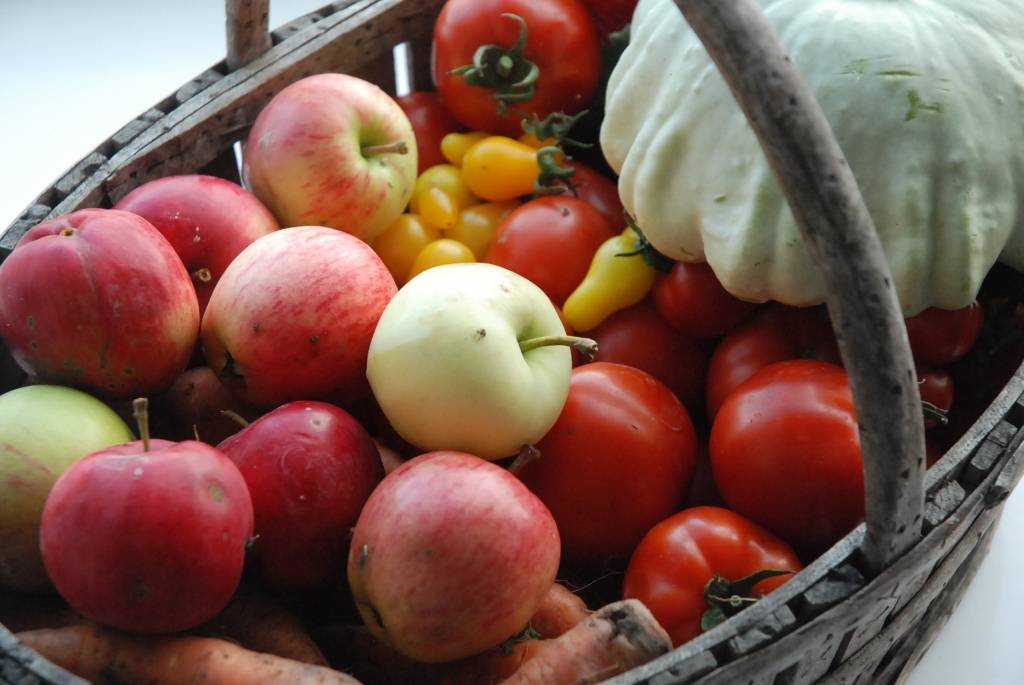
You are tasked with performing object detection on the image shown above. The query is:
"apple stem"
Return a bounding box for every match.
[192,268,213,284]
[508,444,541,475]
[220,409,251,429]
[361,141,409,157]
[519,334,598,361]
[132,397,151,452]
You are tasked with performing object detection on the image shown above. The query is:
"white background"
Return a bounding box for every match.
[1,2,1023,683]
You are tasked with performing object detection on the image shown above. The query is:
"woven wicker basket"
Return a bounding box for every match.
[2,1,1023,684]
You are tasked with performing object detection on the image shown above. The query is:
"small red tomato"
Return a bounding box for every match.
[566,160,624,231]
[485,196,615,306]
[589,300,708,414]
[515,362,698,566]
[904,302,984,366]
[623,506,802,646]
[705,304,840,419]
[653,261,758,339]
[395,91,462,174]
[433,0,603,136]
[710,360,864,553]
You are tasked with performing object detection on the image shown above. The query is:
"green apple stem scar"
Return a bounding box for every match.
[518,334,598,361]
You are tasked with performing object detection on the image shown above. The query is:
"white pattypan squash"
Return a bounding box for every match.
[601,0,1024,315]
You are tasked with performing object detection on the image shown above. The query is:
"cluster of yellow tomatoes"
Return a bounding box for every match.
[372,131,561,286]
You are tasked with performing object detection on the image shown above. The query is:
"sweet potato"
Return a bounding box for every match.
[17,623,363,685]
[529,582,591,638]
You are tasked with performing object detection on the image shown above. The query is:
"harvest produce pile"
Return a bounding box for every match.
[2,0,1024,683]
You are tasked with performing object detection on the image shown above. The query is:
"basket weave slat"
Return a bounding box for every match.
[2,1,1024,683]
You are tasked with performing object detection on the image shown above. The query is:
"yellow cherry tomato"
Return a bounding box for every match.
[447,201,519,259]
[518,131,556,150]
[440,131,490,167]
[408,238,476,280]
[561,227,659,332]
[372,214,442,286]
[417,186,460,231]
[461,136,540,202]
[409,164,478,220]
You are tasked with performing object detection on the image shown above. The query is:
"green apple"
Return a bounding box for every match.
[0,384,134,592]
[366,263,595,460]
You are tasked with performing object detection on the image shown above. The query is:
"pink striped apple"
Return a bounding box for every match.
[242,73,418,243]
[201,226,397,408]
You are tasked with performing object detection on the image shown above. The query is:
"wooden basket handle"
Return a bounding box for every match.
[226,0,272,71]
[671,0,925,574]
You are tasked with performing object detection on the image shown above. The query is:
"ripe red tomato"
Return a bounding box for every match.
[565,160,624,231]
[904,302,984,366]
[395,91,462,174]
[710,359,864,553]
[485,196,614,306]
[588,300,709,414]
[653,261,758,339]
[433,0,603,136]
[623,506,802,646]
[705,304,840,419]
[515,362,698,566]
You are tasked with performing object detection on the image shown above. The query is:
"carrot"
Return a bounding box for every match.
[497,599,672,685]
[198,586,328,666]
[528,582,591,638]
[17,623,363,685]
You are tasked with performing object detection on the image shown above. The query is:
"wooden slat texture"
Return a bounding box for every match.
[226,0,272,70]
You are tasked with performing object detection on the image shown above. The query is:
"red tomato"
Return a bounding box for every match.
[904,302,984,366]
[516,363,698,566]
[566,160,624,231]
[705,304,840,419]
[653,261,758,339]
[710,360,864,553]
[395,91,462,174]
[433,0,602,136]
[485,196,614,306]
[623,506,802,646]
[589,300,708,414]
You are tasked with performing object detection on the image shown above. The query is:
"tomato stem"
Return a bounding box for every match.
[519,334,598,360]
[700,569,794,632]
[448,13,540,116]
[132,397,151,452]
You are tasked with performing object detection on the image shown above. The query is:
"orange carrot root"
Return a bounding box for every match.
[497,599,672,685]
[17,623,363,685]
[528,582,591,639]
[198,586,328,666]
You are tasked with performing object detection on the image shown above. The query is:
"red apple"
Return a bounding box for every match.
[40,424,254,633]
[201,226,397,408]
[217,401,384,590]
[165,366,258,444]
[0,209,199,400]
[347,451,561,663]
[114,174,280,314]
[243,73,418,243]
